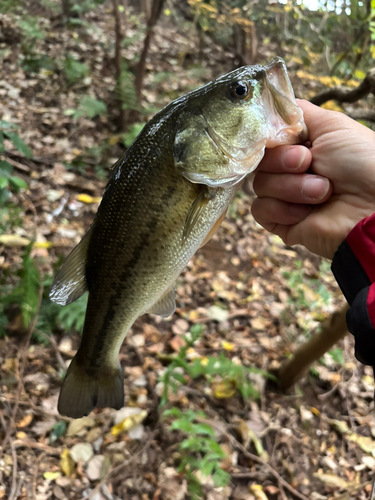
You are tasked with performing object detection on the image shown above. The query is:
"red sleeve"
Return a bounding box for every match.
[346,214,375,282]
[331,214,375,366]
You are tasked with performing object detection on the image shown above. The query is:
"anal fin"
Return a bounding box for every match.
[146,286,176,318]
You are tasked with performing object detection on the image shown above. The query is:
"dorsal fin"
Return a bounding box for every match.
[146,286,176,318]
[49,229,92,306]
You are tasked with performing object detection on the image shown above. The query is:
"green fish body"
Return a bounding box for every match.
[50,58,306,418]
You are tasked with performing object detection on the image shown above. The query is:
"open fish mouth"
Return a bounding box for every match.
[190,58,307,188]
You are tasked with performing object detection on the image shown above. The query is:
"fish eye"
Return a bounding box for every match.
[229,81,250,100]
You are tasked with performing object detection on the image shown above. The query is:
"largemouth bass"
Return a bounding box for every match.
[50,57,306,418]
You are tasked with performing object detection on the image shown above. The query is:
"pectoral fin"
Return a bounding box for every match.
[183,186,216,241]
[147,286,176,318]
[49,229,92,306]
[199,209,227,248]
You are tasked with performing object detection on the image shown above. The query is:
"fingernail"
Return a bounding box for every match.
[302,177,330,200]
[282,147,307,171]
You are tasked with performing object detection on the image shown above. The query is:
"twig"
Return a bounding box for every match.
[2,156,30,173]
[208,420,309,500]
[8,440,18,500]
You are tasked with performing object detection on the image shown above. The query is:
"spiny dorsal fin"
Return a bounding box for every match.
[49,229,92,306]
[183,186,216,242]
[146,286,176,318]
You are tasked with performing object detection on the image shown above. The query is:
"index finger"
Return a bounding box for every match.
[257,144,312,174]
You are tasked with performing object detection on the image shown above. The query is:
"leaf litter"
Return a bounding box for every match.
[0,3,374,500]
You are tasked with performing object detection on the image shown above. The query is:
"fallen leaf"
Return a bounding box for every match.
[111,410,147,436]
[0,234,30,246]
[221,340,234,351]
[67,416,95,437]
[313,472,348,489]
[212,380,236,399]
[207,305,228,323]
[87,455,110,481]
[249,484,268,500]
[76,194,102,204]
[43,471,61,481]
[17,413,33,428]
[69,442,94,464]
[60,449,75,477]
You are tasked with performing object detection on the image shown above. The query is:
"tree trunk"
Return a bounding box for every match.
[112,0,126,131]
[132,0,164,118]
[62,0,71,19]
[277,304,349,391]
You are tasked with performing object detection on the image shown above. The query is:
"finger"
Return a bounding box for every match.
[257,145,312,174]
[251,197,312,231]
[253,172,331,204]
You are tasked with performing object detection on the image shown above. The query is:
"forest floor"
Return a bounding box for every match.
[1,4,375,500]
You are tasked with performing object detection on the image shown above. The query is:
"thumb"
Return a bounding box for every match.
[296,99,346,143]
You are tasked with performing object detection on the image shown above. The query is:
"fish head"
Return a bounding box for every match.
[174,57,307,188]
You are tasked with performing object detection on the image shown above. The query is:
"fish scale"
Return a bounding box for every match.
[50,57,307,418]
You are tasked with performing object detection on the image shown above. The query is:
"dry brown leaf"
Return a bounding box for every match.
[17,413,33,428]
[313,472,349,489]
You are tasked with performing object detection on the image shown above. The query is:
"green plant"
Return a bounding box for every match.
[0,121,30,208]
[63,53,89,85]
[0,244,40,337]
[122,123,145,148]
[163,408,231,499]
[56,294,88,333]
[65,95,107,120]
[159,323,271,498]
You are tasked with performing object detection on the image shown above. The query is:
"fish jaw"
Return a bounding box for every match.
[176,57,307,189]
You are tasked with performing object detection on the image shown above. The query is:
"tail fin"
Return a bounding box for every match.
[58,355,124,418]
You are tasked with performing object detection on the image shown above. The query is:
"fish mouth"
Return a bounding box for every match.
[263,57,308,143]
[183,58,308,189]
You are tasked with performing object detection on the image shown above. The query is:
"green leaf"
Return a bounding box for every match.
[163,407,183,419]
[0,131,4,153]
[9,176,27,191]
[76,95,107,119]
[3,131,32,158]
[49,420,67,444]
[191,423,215,437]
[57,294,87,332]
[170,371,187,385]
[200,457,216,476]
[171,419,195,433]
[0,177,9,189]
[0,120,17,130]
[212,468,231,487]
[0,161,13,177]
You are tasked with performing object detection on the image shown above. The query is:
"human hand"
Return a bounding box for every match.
[251,100,375,259]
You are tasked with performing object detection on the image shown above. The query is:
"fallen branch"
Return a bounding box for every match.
[278,304,349,391]
[310,68,375,106]
[347,110,375,123]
